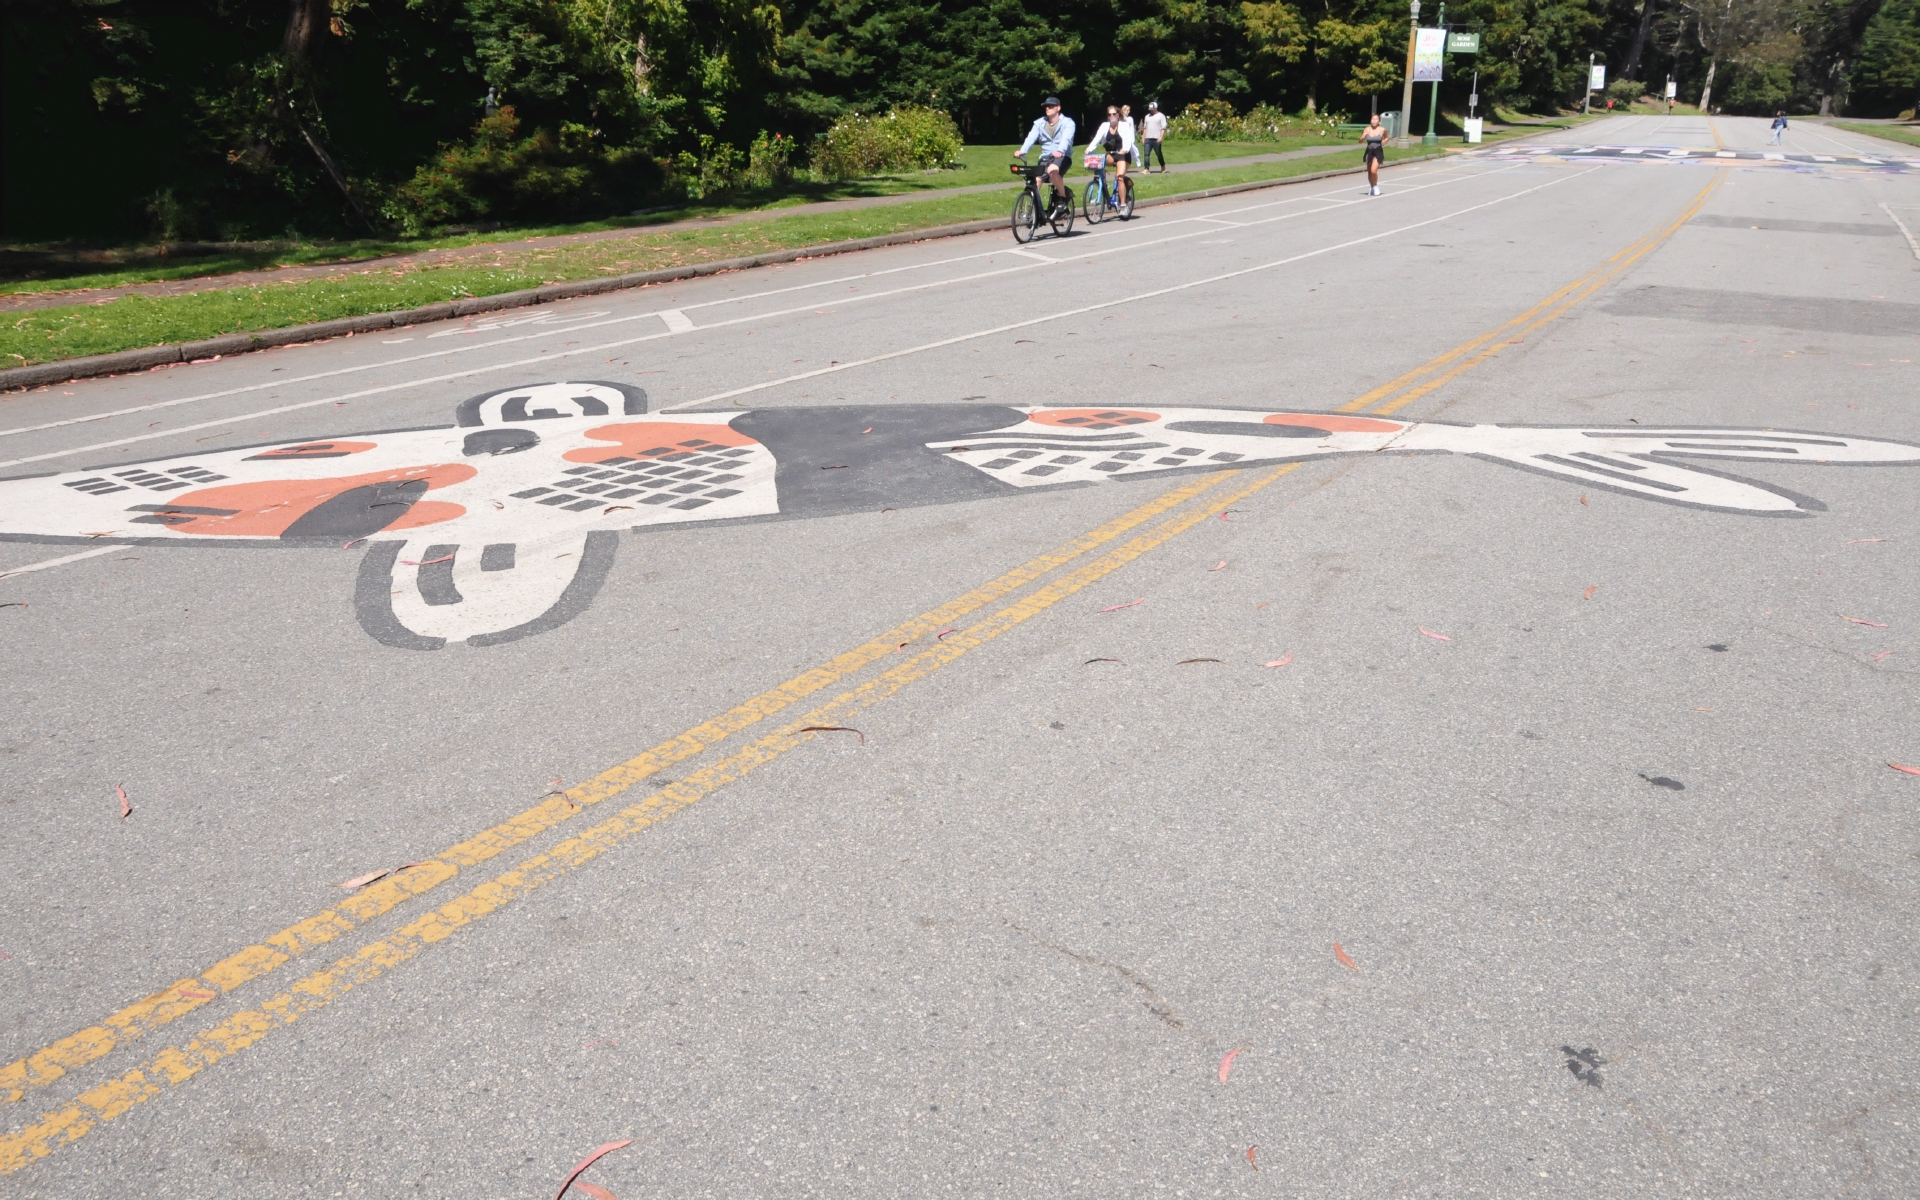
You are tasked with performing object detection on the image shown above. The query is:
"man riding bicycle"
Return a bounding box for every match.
[1015,96,1077,211]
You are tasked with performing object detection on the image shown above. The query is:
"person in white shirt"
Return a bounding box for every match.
[1140,101,1168,172]
[1085,106,1136,191]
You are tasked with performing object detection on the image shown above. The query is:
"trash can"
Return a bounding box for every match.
[1463,117,1483,144]
[1380,111,1402,140]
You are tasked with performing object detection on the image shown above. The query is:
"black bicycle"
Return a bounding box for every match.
[1010,159,1076,243]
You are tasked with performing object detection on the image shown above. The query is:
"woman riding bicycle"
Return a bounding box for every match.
[1090,107,1134,188]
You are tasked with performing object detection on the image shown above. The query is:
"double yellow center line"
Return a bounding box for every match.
[1,168,1723,1175]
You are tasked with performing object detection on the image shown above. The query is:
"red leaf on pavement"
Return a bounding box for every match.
[178,988,216,1001]
[862,427,873,434]
[1218,1046,1245,1084]
[1210,560,1227,571]
[934,627,958,640]
[399,554,453,567]
[1872,650,1895,662]
[1334,943,1360,972]
[1583,585,1599,600]
[1579,495,1588,506]
[552,1139,633,1200]
[341,538,366,550]
[1098,598,1144,613]
[1890,763,1920,776]
[799,725,865,744]
[1246,1145,1260,1170]
[116,785,131,820]
[335,869,390,890]
[1255,601,1271,609]
[1418,627,1451,642]
[575,1185,620,1200]
[1263,653,1293,667]
[1843,616,1889,628]
[1846,538,1884,545]
[1217,509,1243,521]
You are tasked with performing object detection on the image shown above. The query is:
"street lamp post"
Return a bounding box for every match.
[1422,2,1445,146]
[1399,0,1419,145]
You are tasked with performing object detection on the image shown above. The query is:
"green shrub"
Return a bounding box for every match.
[744,131,798,189]
[383,108,663,235]
[811,107,964,180]
[1164,101,1344,141]
[1605,79,1647,106]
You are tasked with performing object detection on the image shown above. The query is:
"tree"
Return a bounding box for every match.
[1853,0,1920,113]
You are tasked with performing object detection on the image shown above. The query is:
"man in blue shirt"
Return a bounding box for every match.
[1016,97,1077,211]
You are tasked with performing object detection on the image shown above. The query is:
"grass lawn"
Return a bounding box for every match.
[0,139,1336,300]
[1829,121,1920,150]
[2,148,1422,369]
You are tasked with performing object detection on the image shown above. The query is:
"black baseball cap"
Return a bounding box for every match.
[1043,96,1062,108]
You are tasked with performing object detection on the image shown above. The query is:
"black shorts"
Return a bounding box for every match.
[1039,151,1069,173]
[1364,146,1385,165]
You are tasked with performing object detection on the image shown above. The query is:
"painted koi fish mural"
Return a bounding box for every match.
[3,381,1915,649]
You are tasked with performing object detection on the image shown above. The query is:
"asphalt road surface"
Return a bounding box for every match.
[4,115,1918,1198]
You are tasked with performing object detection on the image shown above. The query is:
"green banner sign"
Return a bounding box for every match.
[1447,31,1480,53]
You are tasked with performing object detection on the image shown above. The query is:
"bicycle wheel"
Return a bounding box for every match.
[1011,189,1039,244]
[1048,189,1076,237]
[1117,175,1135,220]
[1084,179,1106,224]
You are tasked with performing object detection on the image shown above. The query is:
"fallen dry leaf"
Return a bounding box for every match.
[935,627,958,640]
[116,784,131,820]
[1247,1145,1259,1171]
[799,725,866,744]
[1418,627,1452,642]
[1692,706,1714,713]
[575,1185,619,1200]
[1210,560,1227,571]
[1098,598,1145,613]
[1873,650,1895,662]
[491,500,505,509]
[1890,763,1920,776]
[896,641,911,652]
[1255,601,1271,609]
[1583,585,1599,600]
[178,988,216,1001]
[1846,538,1884,545]
[335,869,391,890]
[552,1139,633,1200]
[1843,616,1889,628]
[341,538,366,550]
[398,554,454,567]
[1218,1046,1245,1084]
[1084,657,1124,665]
[0,602,25,609]
[1177,658,1224,665]
[1334,943,1360,972]
[820,464,849,470]
[1579,495,1589,506]
[862,427,873,434]
[1263,653,1293,668]
[602,505,632,514]
[1217,509,1243,521]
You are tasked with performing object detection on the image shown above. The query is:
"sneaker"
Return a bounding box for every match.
[1371,185,1381,196]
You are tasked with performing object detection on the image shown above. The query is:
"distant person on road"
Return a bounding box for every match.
[1141,101,1168,172]
[1770,110,1788,145]
[1016,97,1077,211]
[1360,113,1387,196]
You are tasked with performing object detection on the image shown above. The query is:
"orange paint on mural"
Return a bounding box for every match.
[245,441,379,460]
[1264,413,1403,433]
[564,422,760,465]
[1027,409,1159,429]
[158,464,477,537]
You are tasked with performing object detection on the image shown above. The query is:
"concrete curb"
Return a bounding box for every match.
[1,151,1454,393]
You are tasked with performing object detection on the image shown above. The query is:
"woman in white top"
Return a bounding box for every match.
[1084,107,1136,194]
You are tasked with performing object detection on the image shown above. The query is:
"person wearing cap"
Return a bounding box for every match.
[1140,101,1168,173]
[1016,96,1077,210]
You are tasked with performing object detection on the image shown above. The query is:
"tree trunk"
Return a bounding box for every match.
[1622,0,1656,80]
[282,0,328,59]
[1699,58,1716,112]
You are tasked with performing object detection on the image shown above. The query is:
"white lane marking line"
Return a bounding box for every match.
[658,309,696,333]
[0,163,1519,468]
[0,162,1488,443]
[1003,248,1058,263]
[1882,204,1920,262]
[664,167,1596,412]
[0,545,119,578]
[1195,216,1246,226]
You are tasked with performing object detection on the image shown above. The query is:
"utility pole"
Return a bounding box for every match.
[1400,0,1419,144]
[1422,2,1445,146]
[1585,52,1594,115]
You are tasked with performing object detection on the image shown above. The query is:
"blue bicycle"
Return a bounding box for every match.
[1082,166,1135,224]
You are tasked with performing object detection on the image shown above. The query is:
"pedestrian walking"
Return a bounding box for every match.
[1141,101,1168,173]
[1360,112,1387,196]
[1770,110,1788,145]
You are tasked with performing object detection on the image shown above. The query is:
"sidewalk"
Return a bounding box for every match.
[0,144,1356,315]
